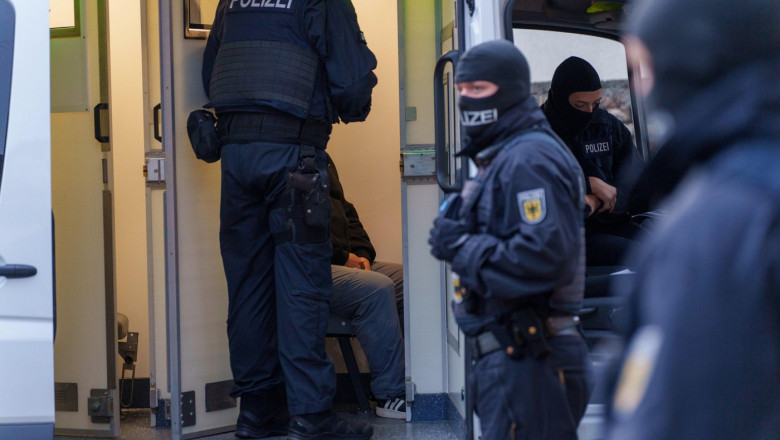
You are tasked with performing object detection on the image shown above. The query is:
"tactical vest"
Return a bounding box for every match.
[208,0,323,120]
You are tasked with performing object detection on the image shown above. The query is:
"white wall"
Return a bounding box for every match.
[513,29,627,82]
[328,0,402,265]
[108,0,151,380]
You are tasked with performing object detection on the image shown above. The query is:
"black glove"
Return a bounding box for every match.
[428,216,471,262]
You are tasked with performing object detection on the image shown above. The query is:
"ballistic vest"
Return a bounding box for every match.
[207,0,326,121]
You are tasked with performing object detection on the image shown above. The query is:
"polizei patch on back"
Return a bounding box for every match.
[517,188,546,224]
[228,0,294,11]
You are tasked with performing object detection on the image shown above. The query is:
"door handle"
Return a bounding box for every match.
[153,103,162,142]
[93,102,109,143]
[0,264,37,278]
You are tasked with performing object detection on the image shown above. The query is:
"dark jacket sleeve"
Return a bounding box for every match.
[611,117,645,215]
[202,0,228,97]
[323,0,378,123]
[327,155,375,265]
[451,143,582,299]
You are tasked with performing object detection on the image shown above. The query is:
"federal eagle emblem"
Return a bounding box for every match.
[517,188,546,225]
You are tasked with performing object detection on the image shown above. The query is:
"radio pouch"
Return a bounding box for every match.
[187,109,221,163]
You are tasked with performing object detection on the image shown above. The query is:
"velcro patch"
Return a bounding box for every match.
[517,188,546,224]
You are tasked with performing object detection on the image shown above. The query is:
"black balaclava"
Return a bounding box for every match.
[546,56,602,136]
[455,40,531,150]
[630,0,780,119]
[625,0,780,209]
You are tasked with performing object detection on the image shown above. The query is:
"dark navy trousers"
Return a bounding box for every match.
[219,141,335,415]
[473,334,593,440]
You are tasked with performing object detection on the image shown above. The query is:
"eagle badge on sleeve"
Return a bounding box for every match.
[517,188,546,224]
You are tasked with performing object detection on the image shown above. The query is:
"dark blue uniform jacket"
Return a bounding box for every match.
[202,0,376,124]
[452,98,585,332]
[606,60,780,440]
[545,105,645,225]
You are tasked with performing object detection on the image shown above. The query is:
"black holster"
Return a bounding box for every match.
[272,145,330,244]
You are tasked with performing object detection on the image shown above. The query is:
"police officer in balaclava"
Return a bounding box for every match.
[429,40,592,440]
[542,56,646,267]
[605,1,780,439]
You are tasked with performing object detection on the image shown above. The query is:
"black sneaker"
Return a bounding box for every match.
[375,396,406,420]
[288,410,373,440]
[235,388,289,439]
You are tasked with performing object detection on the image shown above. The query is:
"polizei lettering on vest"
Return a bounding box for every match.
[460,109,499,126]
[229,0,293,9]
[584,141,610,154]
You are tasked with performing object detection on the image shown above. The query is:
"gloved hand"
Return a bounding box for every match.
[428,216,471,262]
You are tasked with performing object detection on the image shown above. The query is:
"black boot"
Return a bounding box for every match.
[235,385,289,439]
[288,410,373,440]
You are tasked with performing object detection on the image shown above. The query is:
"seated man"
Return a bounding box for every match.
[542,56,647,266]
[327,153,406,419]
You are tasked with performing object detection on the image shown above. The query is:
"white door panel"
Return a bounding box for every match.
[0,0,54,436]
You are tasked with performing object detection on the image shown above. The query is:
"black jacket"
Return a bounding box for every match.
[543,104,645,225]
[327,155,375,266]
[202,0,376,124]
[606,60,780,440]
[447,97,585,335]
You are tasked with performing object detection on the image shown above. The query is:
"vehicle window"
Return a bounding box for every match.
[50,0,81,38]
[512,29,634,142]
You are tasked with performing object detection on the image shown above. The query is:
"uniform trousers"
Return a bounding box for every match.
[220,140,335,415]
[473,334,593,440]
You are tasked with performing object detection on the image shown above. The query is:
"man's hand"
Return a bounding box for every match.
[345,253,371,270]
[429,216,471,262]
[584,194,601,218]
[588,176,617,213]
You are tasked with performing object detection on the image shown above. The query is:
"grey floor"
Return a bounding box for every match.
[56,406,605,440]
[56,408,463,440]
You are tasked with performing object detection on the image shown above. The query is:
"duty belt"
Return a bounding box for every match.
[217,112,330,149]
[468,315,581,360]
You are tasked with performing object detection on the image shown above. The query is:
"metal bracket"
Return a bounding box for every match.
[88,389,114,424]
[144,150,166,189]
[149,386,159,409]
[405,378,416,403]
[181,391,196,427]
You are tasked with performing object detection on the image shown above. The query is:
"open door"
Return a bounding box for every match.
[159,0,237,438]
[50,0,123,436]
[0,0,55,438]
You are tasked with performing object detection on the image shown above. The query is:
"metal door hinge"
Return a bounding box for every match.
[181,391,196,427]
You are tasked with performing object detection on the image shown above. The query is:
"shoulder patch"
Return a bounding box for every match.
[517,188,546,225]
[613,325,664,418]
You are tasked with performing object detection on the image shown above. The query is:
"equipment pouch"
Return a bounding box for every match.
[186,109,221,163]
[509,309,551,359]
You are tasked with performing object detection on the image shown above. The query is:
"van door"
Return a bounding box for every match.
[50,0,121,435]
[0,0,55,438]
[159,1,237,437]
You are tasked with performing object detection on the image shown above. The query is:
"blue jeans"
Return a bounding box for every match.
[473,334,593,440]
[330,262,405,400]
[220,141,335,415]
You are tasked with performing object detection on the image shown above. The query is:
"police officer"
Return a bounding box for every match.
[542,57,646,266]
[202,0,376,438]
[605,1,780,439]
[429,40,592,440]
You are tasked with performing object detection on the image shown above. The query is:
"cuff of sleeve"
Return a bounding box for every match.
[332,250,348,266]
